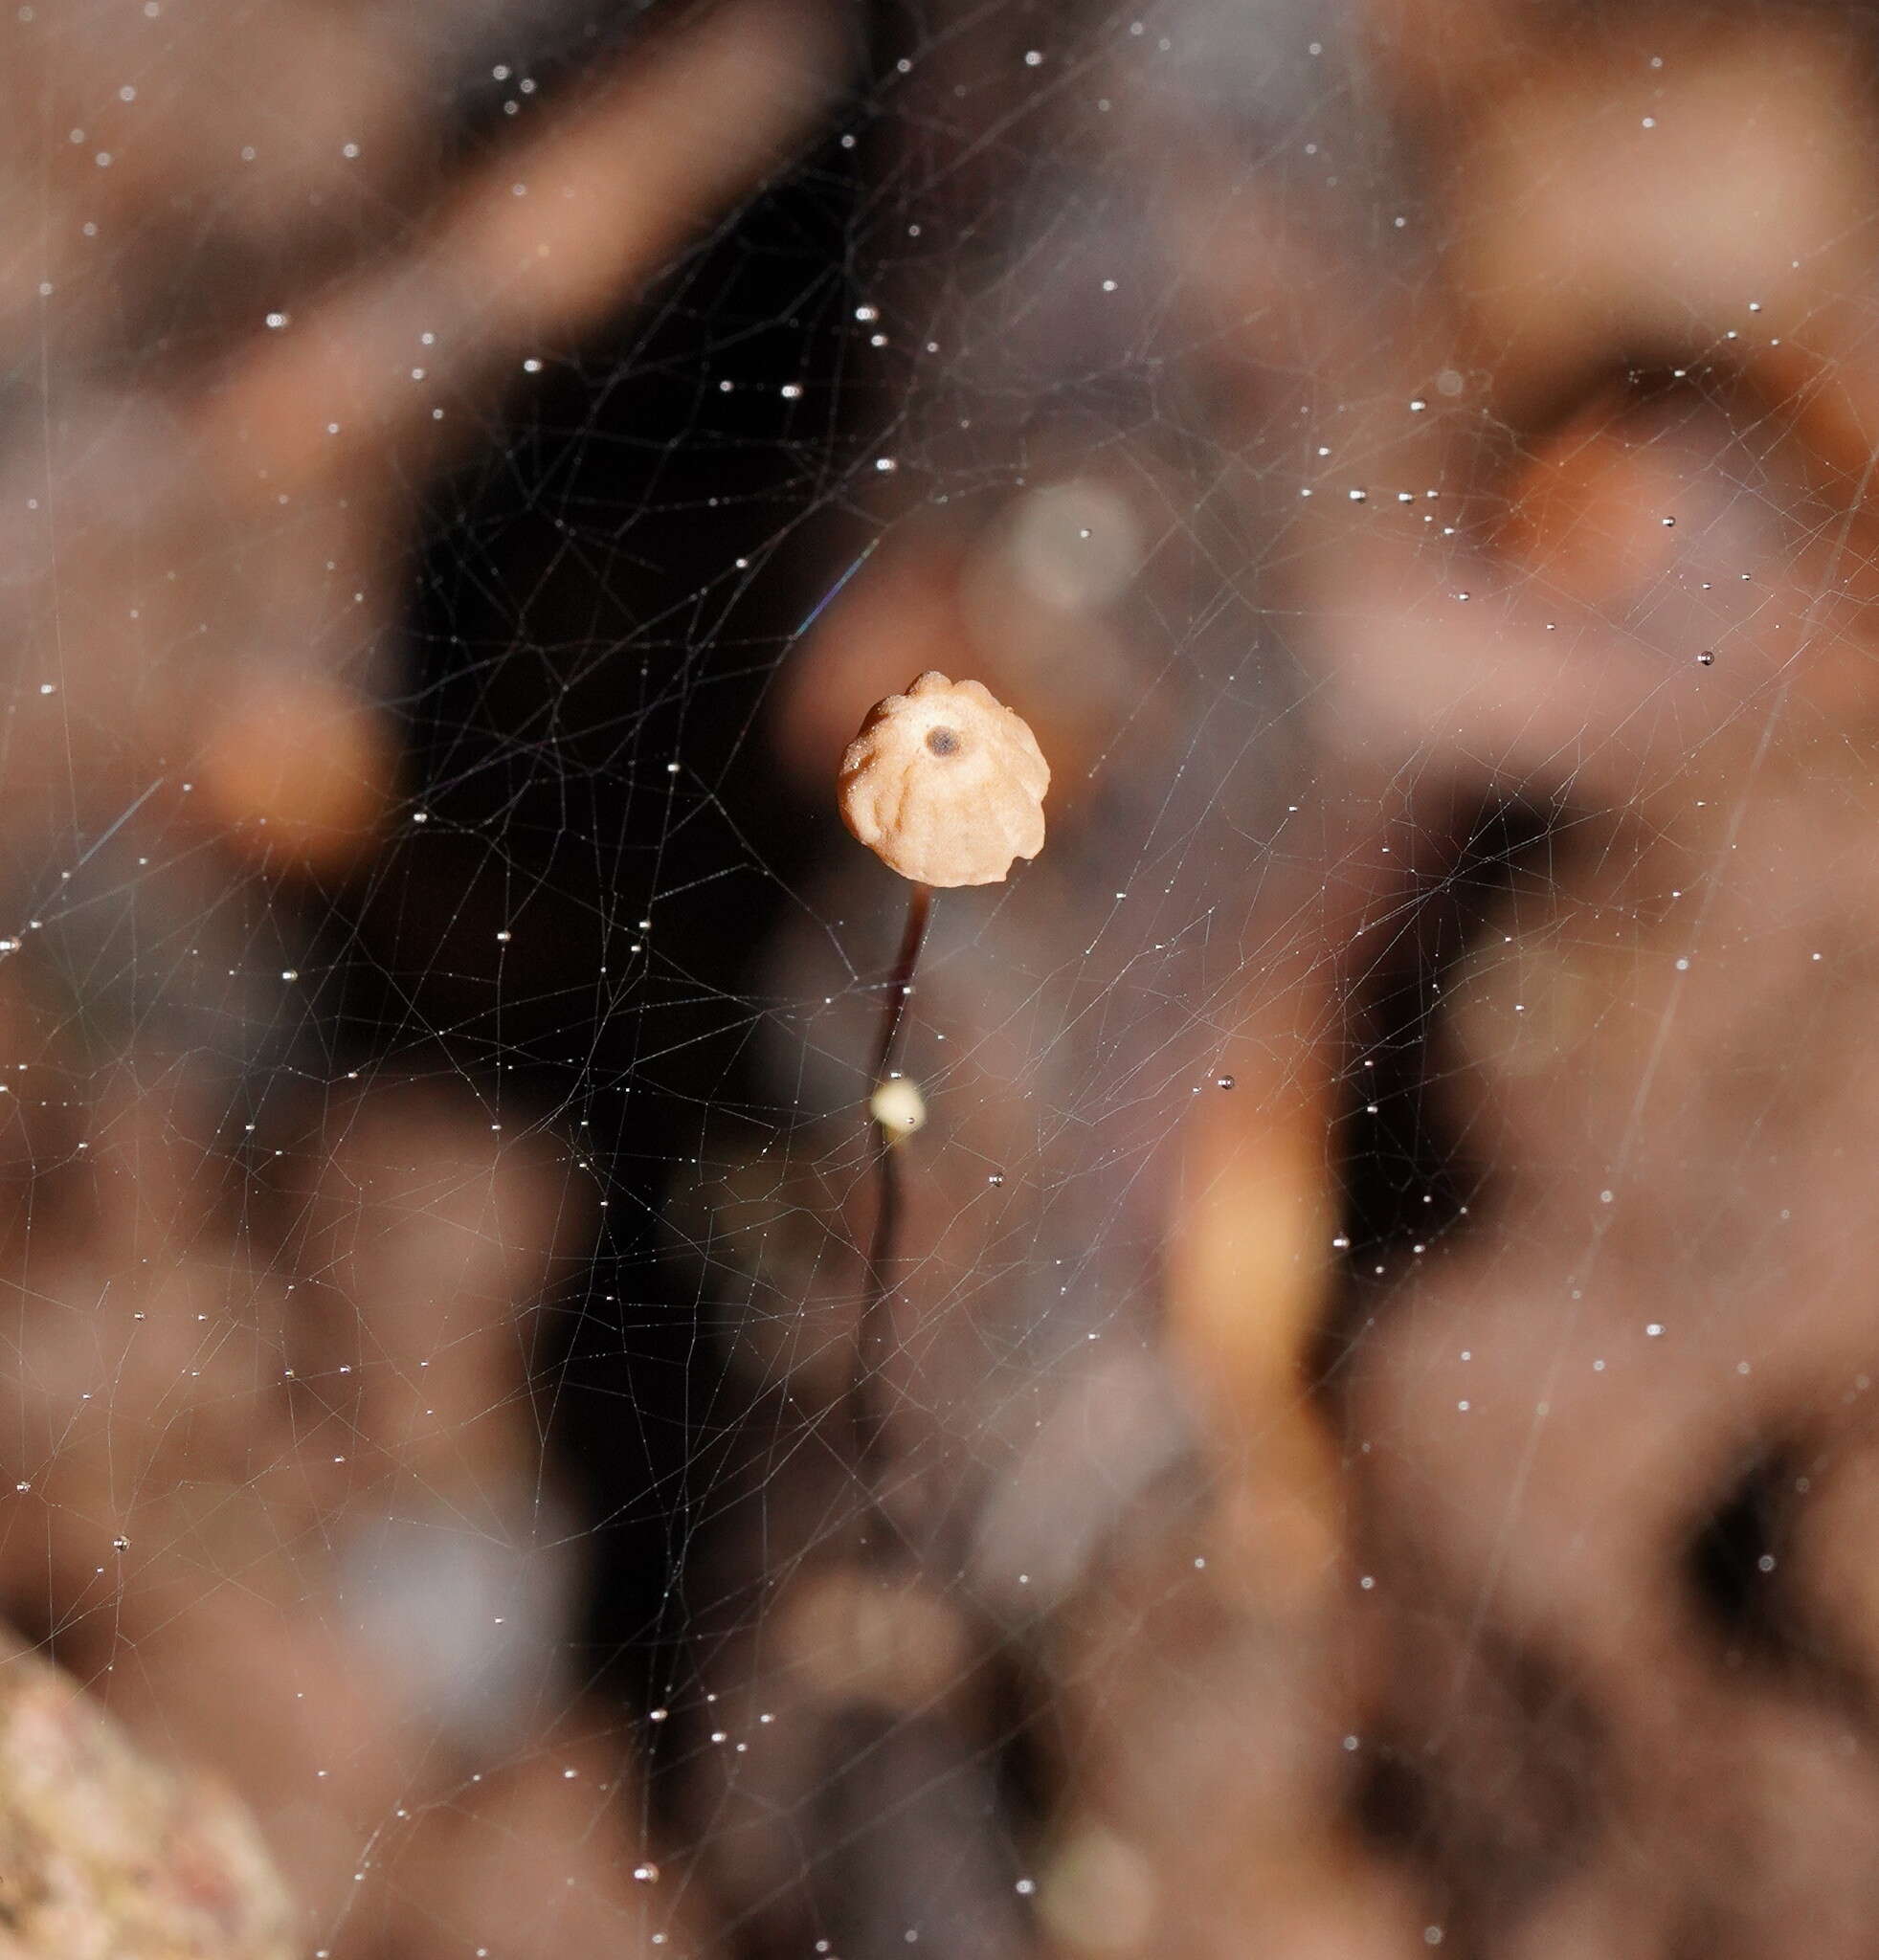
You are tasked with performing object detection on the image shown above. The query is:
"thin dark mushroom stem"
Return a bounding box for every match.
[850,879,934,1504]
[871,880,933,1090]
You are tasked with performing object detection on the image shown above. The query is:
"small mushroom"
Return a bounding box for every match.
[868,1075,927,1136]
[838,671,1049,887]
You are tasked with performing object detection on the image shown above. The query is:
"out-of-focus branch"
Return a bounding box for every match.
[210,0,846,494]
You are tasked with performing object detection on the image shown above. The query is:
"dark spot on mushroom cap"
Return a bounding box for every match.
[926,725,961,756]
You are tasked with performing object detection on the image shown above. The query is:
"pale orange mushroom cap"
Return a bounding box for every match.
[838,671,1049,887]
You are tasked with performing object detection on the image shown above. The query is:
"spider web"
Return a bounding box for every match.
[3,0,1875,1956]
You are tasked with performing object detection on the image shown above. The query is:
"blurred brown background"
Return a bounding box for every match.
[4,0,1879,1955]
